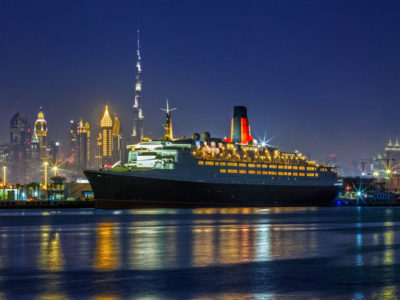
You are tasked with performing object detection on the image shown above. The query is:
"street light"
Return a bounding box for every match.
[52,166,58,177]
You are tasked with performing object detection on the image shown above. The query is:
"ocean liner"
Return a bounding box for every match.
[85,105,339,208]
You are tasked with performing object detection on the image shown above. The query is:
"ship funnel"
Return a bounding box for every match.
[224,106,253,144]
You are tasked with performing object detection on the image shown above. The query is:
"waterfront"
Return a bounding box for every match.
[0,207,399,299]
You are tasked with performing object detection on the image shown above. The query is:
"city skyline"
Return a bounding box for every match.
[1,1,400,166]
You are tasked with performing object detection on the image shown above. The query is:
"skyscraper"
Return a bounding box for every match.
[34,108,48,161]
[112,115,122,164]
[9,113,32,183]
[0,144,9,162]
[385,139,400,170]
[100,106,113,166]
[76,119,91,169]
[131,30,144,144]
[69,120,77,162]
[95,132,102,167]
[47,141,60,165]
[31,129,40,161]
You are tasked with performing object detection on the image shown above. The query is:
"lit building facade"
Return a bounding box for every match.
[112,115,123,164]
[95,132,102,167]
[9,113,32,183]
[69,120,77,162]
[100,106,113,166]
[131,30,144,144]
[0,144,9,162]
[47,141,60,165]
[76,119,91,170]
[31,129,40,161]
[385,139,400,164]
[68,119,92,169]
[34,109,48,161]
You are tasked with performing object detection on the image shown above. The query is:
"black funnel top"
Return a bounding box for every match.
[233,106,247,118]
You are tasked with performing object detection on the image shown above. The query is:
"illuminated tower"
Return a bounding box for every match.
[131,30,144,143]
[69,120,77,162]
[385,138,400,167]
[31,130,40,161]
[76,118,91,169]
[95,132,102,167]
[34,108,48,160]
[112,114,122,164]
[100,106,113,166]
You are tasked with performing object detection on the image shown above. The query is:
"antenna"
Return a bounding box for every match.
[137,29,140,50]
[161,99,177,114]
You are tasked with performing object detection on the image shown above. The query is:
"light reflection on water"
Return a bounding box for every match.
[93,223,120,271]
[0,207,399,299]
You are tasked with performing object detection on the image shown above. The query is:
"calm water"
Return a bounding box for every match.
[0,207,399,299]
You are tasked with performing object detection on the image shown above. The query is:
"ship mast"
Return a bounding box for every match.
[131,29,144,143]
[161,99,177,140]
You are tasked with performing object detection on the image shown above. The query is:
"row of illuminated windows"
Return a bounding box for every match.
[199,160,316,171]
[219,169,318,177]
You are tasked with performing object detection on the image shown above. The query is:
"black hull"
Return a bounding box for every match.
[84,170,339,209]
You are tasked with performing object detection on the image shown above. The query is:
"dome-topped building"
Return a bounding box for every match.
[34,108,48,160]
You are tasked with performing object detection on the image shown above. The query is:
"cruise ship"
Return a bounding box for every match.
[84,106,339,208]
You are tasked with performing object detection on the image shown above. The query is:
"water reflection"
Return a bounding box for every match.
[92,296,119,300]
[256,224,271,262]
[383,221,394,266]
[192,294,275,300]
[379,220,396,300]
[0,208,400,299]
[38,225,64,271]
[129,221,176,270]
[356,222,363,267]
[36,291,69,300]
[0,234,7,270]
[37,225,66,300]
[93,223,119,271]
[380,285,396,300]
[193,226,216,267]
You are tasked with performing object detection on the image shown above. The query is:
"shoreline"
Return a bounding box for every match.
[0,200,94,209]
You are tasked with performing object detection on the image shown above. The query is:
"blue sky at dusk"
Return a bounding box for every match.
[1,0,400,166]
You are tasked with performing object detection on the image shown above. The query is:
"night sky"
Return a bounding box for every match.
[1,0,400,167]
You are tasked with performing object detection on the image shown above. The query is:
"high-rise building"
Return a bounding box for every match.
[100,106,113,166]
[0,144,9,162]
[68,119,92,169]
[385,139,400,171]
[47,141,60,165]
[34,108,48,161]
[95,132,102,167]
[385,139,400,162]
[69,120,77,162]
[9,113,32,183]
[31,129,40,161]
[112,115,123,164]
[131,30,144,144]
[76,119,91,169]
